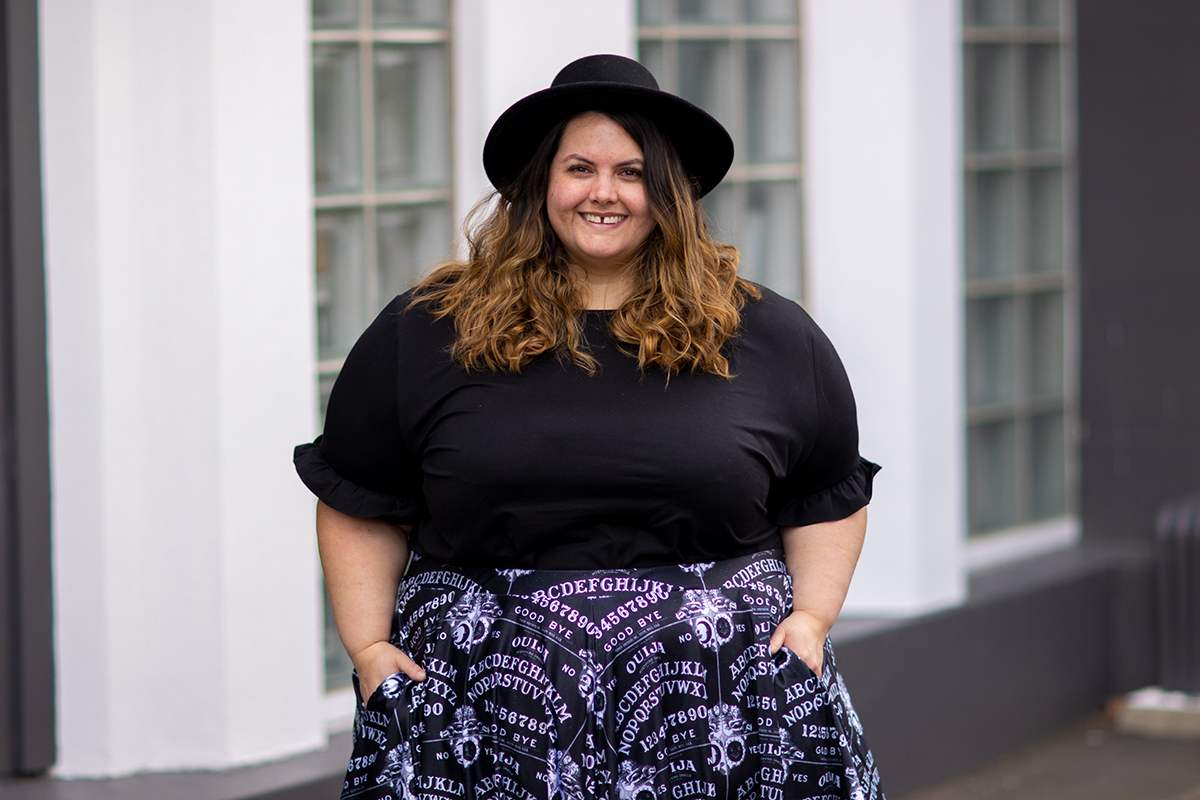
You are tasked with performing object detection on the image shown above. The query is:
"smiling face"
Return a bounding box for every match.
[546,112,657,279]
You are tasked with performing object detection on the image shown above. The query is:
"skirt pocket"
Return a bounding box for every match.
[765,638,884,800]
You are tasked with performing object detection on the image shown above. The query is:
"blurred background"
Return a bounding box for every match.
[2,0,1198,796]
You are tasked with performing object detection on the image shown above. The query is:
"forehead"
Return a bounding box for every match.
[555,112,642,159]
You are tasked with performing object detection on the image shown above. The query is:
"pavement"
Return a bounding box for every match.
[896,711,1200,800]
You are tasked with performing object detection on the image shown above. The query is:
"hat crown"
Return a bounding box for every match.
[550,54,659,91]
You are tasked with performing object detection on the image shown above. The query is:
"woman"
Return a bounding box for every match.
[296,54,884,800]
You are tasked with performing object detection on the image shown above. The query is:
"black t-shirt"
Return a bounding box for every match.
[294,285,878,569]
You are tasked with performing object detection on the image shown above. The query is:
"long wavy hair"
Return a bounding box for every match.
[411,110,760,377]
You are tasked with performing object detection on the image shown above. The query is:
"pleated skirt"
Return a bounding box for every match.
[343,549,885,800]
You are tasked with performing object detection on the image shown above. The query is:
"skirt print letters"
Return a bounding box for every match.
[344,550,885,800]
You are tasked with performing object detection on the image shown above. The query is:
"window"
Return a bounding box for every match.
[310,0,453,689]
[962,0,1076,536]
[638,0,803,299]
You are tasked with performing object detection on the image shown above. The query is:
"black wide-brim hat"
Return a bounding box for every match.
[483,54,733,199]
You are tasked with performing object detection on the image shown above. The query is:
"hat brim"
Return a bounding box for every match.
[483,82,734,199]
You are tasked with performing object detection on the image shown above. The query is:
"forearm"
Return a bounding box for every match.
[316,500,410,660]
[780,506,868,636]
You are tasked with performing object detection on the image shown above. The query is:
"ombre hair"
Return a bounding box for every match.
[411,110,760,377]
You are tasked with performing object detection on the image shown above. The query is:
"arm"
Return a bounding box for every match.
[768,506,867,677]
[316,500,426,700]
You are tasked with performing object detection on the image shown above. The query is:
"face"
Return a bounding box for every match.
[546,112,656,275]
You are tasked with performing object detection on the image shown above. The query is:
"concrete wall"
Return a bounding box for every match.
[835,545,1156,796]
[37,0,639,779]
[32,0,976,779]
[803,0,967,616]
[40,0,322,776]
[1076,0,1200,545]
[0,0,55,774]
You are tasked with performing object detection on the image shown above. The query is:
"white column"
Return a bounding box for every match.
[452,0,637,229]
[802,0,967,615]
[41,0,323,776]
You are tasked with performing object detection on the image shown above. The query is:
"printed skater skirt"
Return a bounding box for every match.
[345,549,885,800]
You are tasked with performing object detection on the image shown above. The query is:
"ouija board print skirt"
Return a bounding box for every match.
[345,549,885,800]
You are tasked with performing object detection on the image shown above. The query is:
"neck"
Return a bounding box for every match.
[574,263,633,310]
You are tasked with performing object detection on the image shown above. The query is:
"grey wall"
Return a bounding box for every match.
[1077,0,1200,545]
[835,547,1155,797]
[0,0,54,776]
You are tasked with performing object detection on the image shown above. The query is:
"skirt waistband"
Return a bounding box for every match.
[402,548,788,598]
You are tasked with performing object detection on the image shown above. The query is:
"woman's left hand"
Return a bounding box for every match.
[768,610,829,678]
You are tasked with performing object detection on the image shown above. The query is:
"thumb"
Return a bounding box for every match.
[768,625,785,655]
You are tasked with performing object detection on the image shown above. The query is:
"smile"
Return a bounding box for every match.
[582,213,625,224]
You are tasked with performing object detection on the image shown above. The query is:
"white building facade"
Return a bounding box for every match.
[31,0,1077,780]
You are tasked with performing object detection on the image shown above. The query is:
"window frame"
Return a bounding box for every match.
[961,0,1080,553]
[638,0,806,299]
[309,0,456,701]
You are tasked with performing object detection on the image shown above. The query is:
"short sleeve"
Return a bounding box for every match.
[293,296,423,523]
[768,315,880,528]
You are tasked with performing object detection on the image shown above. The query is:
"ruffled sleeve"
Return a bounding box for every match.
[772,456,881,528]
[293,439,421,524]
[293,295,424,524]
[763,295,880,528]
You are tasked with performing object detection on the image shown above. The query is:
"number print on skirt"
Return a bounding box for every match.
[344,550,885,800]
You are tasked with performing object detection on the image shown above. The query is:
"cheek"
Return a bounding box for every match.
[626,189,652,224]
[545,188,570,237]
[547,183,578,225]
[628,191,656,238]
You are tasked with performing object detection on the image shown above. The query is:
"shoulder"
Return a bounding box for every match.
[737,283,823,347]
[340,291,454,372]
[380,289,454,339]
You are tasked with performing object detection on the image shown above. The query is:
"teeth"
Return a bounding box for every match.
[583,213,625,224]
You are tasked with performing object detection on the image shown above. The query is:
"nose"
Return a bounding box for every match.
[590,172,618,203]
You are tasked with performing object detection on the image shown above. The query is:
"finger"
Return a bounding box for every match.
[396,648,426,682]
[768,625,784,655]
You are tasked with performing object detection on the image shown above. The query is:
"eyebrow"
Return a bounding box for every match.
[561,154,644,168]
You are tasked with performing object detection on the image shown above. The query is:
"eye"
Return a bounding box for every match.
[620,167,643,178]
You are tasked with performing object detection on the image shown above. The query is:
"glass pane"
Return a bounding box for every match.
[1026,44,1062,150]
[746,40,799,164]
[638,40,666,87]
[743,181,801,299]
[1026,0,1060,27]
[639,0,665,25]
[679,41,733,133]
[700,182,736,243]
[323,583,353,690]
[373,0,447,26]
[375,44,450,191]
[1030,411,1067,519]
[678,0,733,24]
[969,420,1018,532]
[312,0,359,29]
[968,171,1016,279]
[745,0,797,24]
[967,44,1016,153]
[313,44,363,195]
[315,209,367,361]
[966,0,1018,26]
[377,203,453,299]
[1028,168,1063,273]
[1029,290,1064,397]
[967,295,1017,406]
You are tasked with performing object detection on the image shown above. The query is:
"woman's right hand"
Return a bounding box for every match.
[352,640,426,702]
